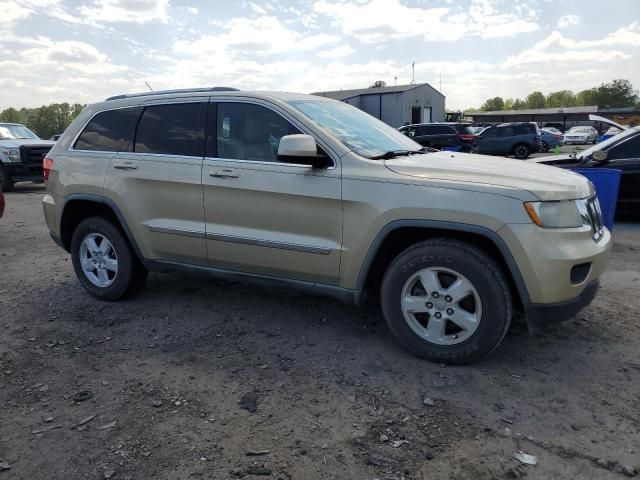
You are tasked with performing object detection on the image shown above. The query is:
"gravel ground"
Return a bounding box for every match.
[1,184,639,480]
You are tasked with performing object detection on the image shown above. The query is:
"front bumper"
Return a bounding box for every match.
[2,162,43,181]
[524,280,599,331]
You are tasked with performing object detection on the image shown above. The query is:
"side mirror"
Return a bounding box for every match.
[278,134,332,168]
[592,150,608,163]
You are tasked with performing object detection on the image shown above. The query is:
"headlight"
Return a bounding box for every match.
[1,148,21,162]
[524,199,590,228]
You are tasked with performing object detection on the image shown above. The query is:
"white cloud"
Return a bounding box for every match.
[174,16,338,57]
[557,14,581,28]
[312,0,539,42]
[80,0,169,23]
[317,45,355,58]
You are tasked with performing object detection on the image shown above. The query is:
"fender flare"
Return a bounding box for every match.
[61,193,145,261]
[354,219,531,305]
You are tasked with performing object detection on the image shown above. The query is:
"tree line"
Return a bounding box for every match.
[475,79,639,112]
[0,103,85,140]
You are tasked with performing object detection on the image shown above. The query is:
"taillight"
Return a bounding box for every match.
[459,134,475,141]
[43,155,54,181]
[554,135,562,140]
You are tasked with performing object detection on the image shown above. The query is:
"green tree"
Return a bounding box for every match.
[576,88,598,106]
[0,107,21,123]
[546,90,577,108]
[593,79,639,108]
[481,97,505,111]
[512,99,526,110]
[369,80,387,88]
[503,98,515,110]
[0,103,85,139]
[526,91,546,109]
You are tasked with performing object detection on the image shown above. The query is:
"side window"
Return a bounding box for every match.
[499,127,515,137]
[416,126,431,136]
[215,103,301,162]
[134,103,205,157]
[481,128,498,139]
[607,135,640,161]
[74,107,141,152]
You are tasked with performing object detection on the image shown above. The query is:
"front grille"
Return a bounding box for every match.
[586,196,604,241]
[19,145,52,165]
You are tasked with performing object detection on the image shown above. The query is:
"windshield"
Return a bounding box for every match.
[577,127,639,159]
[0,124,39,140]
[287,100,421,158]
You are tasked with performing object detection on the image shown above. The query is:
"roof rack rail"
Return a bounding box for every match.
[105,87,240,101]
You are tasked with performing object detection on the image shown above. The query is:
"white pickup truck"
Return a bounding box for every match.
[0,123,55,192]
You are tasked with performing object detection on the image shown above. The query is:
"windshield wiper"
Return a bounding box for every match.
[370,149,423,160]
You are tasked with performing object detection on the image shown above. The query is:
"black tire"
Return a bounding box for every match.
[0,165,14,192]
[513,143,530,159]
[380,238,512,364]
[540,141,550,152]
[70,216,147,300]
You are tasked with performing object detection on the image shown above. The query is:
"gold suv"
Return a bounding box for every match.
[42,88,611,363]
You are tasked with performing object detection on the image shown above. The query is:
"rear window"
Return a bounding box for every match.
[74,108,141,152]
[134,103,206,157]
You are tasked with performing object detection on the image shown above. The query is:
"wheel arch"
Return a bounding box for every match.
[60,194,144,262]
[355,220,531,310]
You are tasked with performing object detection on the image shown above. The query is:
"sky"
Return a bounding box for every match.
[1,0,639,110]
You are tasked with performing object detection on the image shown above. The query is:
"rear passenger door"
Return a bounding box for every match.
[605,134,640,214]
[202,99,342,284]
[103,100,208,266]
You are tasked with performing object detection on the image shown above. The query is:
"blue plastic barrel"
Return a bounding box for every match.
[571,168,622,231]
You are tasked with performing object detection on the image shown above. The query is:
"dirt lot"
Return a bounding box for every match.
[1,185,639,480]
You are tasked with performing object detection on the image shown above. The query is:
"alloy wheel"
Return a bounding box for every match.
[79,233,118,287]
[400,267,482,346]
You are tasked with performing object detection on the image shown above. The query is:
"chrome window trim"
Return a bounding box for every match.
[68,101,208,154]
[210,97,337,169]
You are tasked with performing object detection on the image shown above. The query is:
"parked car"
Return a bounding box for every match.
[442,122,477,152]
[474,122,540,159]
[469,126,486,135]
[543,123,566,133]
[532,125,640,219]
[563,126,598,145]
[539,128,564,152]
[43,87,610,364]
[0,123,55,192]
[398,124,463,150]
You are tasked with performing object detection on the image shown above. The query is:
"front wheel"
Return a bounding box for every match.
[71,217,148,300]
[380,239,512,364]
[513,143,530,159]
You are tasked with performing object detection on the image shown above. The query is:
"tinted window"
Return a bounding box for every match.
[74,107,141,152]
[215,103,301,162]
[513,124,532,135]
[416,126,432,136]
[451,124,473,135]
[607,134,640,160]
[481,128,498,139]
[498,127,515,137]
[134,103,205,157]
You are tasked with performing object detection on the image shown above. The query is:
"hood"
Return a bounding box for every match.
[528,154,579,166]
[384,151,592,201]
[0,139,56,148]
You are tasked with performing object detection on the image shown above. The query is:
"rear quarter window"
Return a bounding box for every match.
[74,107,142,152]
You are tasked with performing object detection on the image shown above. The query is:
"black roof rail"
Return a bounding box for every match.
[105,87,240,101]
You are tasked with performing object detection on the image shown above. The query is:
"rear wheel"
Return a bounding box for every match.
[513,143,530,159]
[540,141,550,152]
[71,217,147,300]
[380,238,512,364]
[0,165,14,192]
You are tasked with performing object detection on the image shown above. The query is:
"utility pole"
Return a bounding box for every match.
[439,72,442,93]
[411,62,415,84]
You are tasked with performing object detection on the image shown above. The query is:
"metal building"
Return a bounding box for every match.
[311,83,446,128]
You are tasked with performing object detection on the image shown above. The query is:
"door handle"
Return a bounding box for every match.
[209,169,239,178]
[113,161,138,170]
